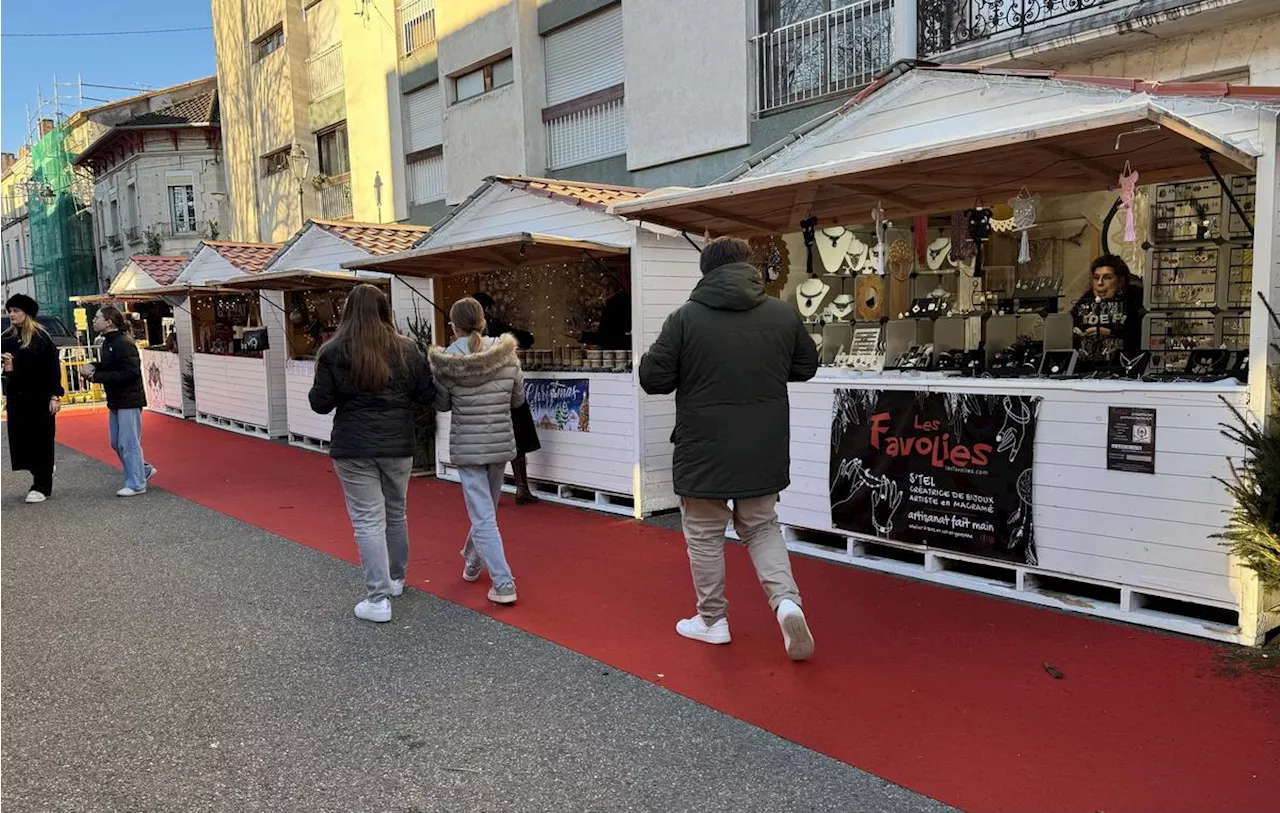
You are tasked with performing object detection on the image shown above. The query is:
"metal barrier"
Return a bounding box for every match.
[59,346,106,404]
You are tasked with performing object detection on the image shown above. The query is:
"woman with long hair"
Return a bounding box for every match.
[429,297,523,605]
[83,305,154,497]
[2,294,63,503]
[309,284,435,623]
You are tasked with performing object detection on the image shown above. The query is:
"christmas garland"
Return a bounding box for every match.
[1214,294,1280,592]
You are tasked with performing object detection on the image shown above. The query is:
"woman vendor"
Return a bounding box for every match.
[474,292,541,505]
[1071,255,1145,369]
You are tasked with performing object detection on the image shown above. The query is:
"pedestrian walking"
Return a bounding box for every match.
[82,306,155,497]
[309,284,435,623]
[2,294,63,503]
[429,297,523,605]
[473,292,541,505]
[639,236,820,660]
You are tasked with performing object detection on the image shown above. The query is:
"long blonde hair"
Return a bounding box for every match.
[450,297,486,354]
[5,312,48,349]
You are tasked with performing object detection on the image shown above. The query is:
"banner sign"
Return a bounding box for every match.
[829,389,1040,565]
[526,378,590,432]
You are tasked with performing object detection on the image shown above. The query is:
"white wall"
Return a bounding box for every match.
[623,0,751,171]
[428,182,635,248]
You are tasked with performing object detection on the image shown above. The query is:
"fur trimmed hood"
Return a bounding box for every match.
[429,333,520,386]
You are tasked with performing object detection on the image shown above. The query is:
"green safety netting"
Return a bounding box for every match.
[27,122,97,331]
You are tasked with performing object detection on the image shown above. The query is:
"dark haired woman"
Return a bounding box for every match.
[2,294,63,503]
[309,284,435,623]
[1072,255,1145,369]
[83,305,154,497]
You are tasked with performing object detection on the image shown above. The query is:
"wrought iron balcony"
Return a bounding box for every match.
[753,0,894,115]
[918,0,1113,57]
[319,176,353,220]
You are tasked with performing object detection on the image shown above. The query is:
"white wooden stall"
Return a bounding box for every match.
[345,176,705,516]
[236,220,435,451]
[170,241,285,438]
[611,67,1280,644]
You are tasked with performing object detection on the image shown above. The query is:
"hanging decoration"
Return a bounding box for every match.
[949,212,976,262]
[748,235,788,297]
[872,203,887,276]
[1010,188,1040,265]
[913,214,929,264]
[965,205,994,278]
[800,216,819,278]
[1119,162,1140,243]
[887,238,913,279]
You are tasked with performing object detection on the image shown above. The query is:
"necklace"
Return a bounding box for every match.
[820,226,847,247]
[926,237,951,271]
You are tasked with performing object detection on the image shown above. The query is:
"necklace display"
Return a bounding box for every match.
[796,278,830,317]
[817,226,854,273]
[829,294,855,320]
[926,237,952,271]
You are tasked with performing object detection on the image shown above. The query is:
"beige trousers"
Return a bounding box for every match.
[679,494,801,624]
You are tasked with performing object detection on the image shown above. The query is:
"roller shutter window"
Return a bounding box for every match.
[404,83,443,153]
[544,5,624,107]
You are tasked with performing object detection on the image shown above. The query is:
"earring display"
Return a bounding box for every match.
[1153,180,1222,242]
[796,277,830,318]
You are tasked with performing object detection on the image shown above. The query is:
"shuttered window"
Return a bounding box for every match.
[543,5,624,107]
[403,83,443,153]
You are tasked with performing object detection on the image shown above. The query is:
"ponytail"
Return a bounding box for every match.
[450,297,488,354]
[468,330,483,354]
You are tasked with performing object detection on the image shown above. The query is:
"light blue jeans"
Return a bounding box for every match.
[458,463,515,590]
[333,457,413,603]
[109,408,150,491]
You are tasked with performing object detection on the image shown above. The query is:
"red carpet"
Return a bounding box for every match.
[52,409,1279,813]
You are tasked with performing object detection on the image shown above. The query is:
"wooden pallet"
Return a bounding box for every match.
[437,464,636,517]
[196,412,271,440]
[780,524,1252,645]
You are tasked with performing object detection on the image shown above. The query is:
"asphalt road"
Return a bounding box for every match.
[1,438,956,813]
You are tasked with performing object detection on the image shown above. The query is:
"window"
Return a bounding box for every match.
[453,55,514,103]
[403,83,443,154]
[170,185,196,234]
[543,5,624,108]
[262,147,291,177]
[253,25,285,62]
[317,123,350,176]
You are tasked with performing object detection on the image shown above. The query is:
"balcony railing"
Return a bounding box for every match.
[918,0,1112,57]
[125,225,141,244]
[107,234,123,250]
[407,153,445,205]
[397,0,437,57]
[307,43,345,102]
[545,90,626,171]
[753,0,894,115]
[319,176,353,220]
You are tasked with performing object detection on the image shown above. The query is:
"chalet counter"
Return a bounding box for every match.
[778,372,1272,645]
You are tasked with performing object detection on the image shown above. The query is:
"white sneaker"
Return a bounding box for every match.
[776,599,814,661]
[390,579,405,597]
[354,598,391,623]
[25,490,47,504]
[675,615,731,645]
[145,464,158,482]
[116,486,147,497]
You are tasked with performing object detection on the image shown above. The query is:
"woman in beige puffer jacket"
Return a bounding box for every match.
[429,297,525,604]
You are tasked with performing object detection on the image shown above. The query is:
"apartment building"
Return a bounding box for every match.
[1,150,36,303]
[73,78,229,288]
[379,0,1277,226]
[212,0,403,243]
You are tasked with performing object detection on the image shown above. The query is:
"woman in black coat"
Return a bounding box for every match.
[309,284,436,623]
[2,294,64,503]
[83,305,155,497]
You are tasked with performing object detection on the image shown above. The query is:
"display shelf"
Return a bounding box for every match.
[1222,312,1251,352]
[1152,179,1223,242]
[1226,175,1257,239]
[1148,245,1220,309]
[1147,311,1217,372]
[1227,246,1254,308]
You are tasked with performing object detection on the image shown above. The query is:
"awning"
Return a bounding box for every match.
[611,68,1279,235]
[342,233,629,279]
[218,268,389,292]
[69,284,230,304]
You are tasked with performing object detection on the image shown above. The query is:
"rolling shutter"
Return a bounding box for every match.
[544,5,624,107]
[403,82,443,153]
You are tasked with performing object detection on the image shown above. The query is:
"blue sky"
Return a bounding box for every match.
[1,2,216,152]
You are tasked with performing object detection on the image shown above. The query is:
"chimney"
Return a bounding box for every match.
[39,119,55,138]
[1,153,13,174]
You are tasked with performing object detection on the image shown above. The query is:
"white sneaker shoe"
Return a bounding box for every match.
[675,615,731,645]
[390,579,405,597]
[776,599,814,661]
[145,464,158,482]
[25,490,47,503]
[354,598,391,623]
[116,486,147,497]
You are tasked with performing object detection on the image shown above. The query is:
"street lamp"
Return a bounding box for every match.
[289,143,310,224]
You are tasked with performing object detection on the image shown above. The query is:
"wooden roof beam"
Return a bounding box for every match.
[1032,144,1117,186]
[828,183,925,213]
[686,206,779,234]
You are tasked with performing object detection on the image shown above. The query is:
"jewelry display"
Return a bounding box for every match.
[926,237,952,271]
[1010,189,1039,264]
[846,235,870,275]
[888,239,913,278]
[949,212,976,262]
[829,294,855,320]
[872,204,887,276]
[796,278,830,317]
[1119,162,1139,243]
[966,206,993,278]
[817,226,854,274]
[855,276,884,322]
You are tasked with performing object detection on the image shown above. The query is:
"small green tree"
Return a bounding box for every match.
[405,315,436,473]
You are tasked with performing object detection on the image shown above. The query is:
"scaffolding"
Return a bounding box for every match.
[26,122,97,331]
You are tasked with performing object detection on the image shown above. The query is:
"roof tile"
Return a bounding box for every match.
[493,176,649,210]
[206,242,281,274]
[125,89,218,127]
[313,220,432,255]
[129,255,188,286]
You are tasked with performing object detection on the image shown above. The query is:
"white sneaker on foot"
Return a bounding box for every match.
[390,579,405,597]
[116,486,147,497]
[25,490,47,503]
[487,584,517,605]
[776,599,814,661]
[462,560,484,582]
[675,615,731,645]
[145,464,158,482]
[354,598,391,622]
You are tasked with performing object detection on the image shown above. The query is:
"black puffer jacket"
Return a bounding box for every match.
[639,262,819,500]
[92,330,147,410]
[309,337,435,459]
